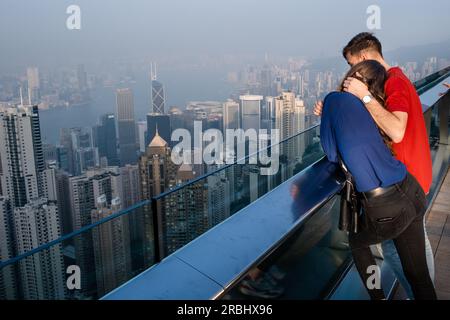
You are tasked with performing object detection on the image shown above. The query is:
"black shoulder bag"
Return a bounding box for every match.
[338,157,360,234]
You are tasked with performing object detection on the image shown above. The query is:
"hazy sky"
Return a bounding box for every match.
[0,0,449,69]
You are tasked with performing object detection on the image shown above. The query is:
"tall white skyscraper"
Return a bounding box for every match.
[27,67,40,104]
[293,97,306,162]
[273,92,306,176]
[0,104,65,299]
[137,120,147,153]
[0,105,44,207]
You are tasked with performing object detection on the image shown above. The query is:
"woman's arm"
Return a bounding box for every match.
[320,99,339,163]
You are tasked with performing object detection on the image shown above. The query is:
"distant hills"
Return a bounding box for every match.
[386,38,450,63]
[311,38,450,71]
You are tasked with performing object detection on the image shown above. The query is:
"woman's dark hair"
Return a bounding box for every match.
[340,59,387,104]
[339,60,393,153]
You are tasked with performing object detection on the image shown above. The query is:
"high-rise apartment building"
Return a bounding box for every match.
[0,105,45,207]
[273,92,306,177]
[164,164,208,255]
[13,198,65,299]
[91,196,131,297]
[0,197,18,299]
[207,173,230,227]
[0,104,65,300]
[68,168,123,298]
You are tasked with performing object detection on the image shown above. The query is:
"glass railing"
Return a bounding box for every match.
[151,125,324,261]
[0,121,323,300]
[1,66,449,300]
[221,194,351,300]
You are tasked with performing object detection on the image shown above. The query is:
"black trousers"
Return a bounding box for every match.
[349,172,437,300]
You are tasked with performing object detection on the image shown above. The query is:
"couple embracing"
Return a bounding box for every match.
[317,33,437,300]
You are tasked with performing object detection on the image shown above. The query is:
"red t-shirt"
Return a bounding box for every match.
[385,67,432,193]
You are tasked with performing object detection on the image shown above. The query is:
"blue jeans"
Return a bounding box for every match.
[381,218,435,299]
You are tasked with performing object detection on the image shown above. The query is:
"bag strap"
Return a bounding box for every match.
[337,153,359,233]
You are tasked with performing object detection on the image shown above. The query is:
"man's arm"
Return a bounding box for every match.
[343,77,408,143]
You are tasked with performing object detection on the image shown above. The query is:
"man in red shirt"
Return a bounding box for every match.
[314,33,434,299]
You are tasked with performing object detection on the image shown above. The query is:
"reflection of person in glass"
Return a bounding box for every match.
[320,60,437,300]
[440,83,450,96]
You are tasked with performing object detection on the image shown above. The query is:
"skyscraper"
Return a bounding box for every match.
[91,196,131,297]
[42,163,72,235]
[136,120,147,153]
[0,197,18,299]
[164,164,208,255]
[94,113,119,166]
[116,88,138,165]
[70,127,99,175]
[0,104,65,299]
[150,63,165,114]
[68,168,123,298]
[120,164,140,209]
[223,99,240,130]
[146,113,171,146]
[0,105,45,207]
[139,130,178,262]
[59,128,76,174]
[239,95,263,131]
[13,198,65,299]
[273,92,306,177]
[207,173,230,227]
[27,67,40,105]
[168,107,184,131]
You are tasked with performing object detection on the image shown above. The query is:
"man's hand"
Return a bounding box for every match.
[343,77,371,100]
[313,100,323,116]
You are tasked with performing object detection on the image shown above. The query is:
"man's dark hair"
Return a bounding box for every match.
[342,32,383,59]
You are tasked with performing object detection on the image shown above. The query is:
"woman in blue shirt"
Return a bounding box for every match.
[321,60,436,300]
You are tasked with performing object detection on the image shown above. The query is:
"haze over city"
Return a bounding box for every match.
[1,0,449,68]
[0,0,449,302]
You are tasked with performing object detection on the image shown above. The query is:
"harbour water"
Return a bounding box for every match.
[39,68,234,144]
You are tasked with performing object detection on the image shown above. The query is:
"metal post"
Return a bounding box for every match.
[151,197,164,263]
[438,93,449,145]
